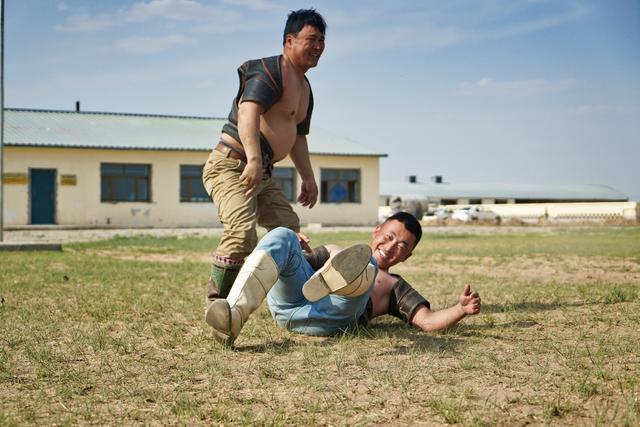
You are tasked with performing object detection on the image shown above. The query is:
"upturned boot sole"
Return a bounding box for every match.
[302,244,372,302]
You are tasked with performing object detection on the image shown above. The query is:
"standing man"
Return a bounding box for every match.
[202,9,326,309]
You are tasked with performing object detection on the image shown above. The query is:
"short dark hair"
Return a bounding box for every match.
[385,212,422,247]
[283,9,326,46]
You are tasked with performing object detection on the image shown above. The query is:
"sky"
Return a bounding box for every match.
[5,0,640,200]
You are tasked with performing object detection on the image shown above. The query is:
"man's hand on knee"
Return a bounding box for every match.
[297,232,312,253]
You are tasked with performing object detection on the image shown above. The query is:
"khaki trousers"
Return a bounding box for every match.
[202,149,300,261]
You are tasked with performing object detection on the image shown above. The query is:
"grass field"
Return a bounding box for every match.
[1,226,639,425]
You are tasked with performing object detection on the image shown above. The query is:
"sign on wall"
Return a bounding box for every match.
[2,173,28,185]
[60,174,77,186]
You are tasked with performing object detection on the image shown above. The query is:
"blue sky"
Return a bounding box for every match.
[6,0,640,200]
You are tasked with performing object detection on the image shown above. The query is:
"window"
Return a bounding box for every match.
[180,165,210,202]
[321,169,360,203]
[101,163,150,202]
[273,167,296,202]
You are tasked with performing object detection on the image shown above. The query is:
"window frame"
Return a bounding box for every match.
[320,168,361,204]
[100,162,151,203]
[180,164,210,203]
[272,167,297,203]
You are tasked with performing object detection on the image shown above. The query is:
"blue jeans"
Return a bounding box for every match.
[259,227,376,336]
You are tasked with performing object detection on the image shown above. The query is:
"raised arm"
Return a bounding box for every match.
[410,284,481,332]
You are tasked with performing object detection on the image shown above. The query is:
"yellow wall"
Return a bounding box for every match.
[282,154,380,226]
[3,146,380,227]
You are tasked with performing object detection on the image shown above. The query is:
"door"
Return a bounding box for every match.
[30,169,56,224]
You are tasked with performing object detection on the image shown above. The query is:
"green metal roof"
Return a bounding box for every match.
[380,180,628,202]
[4,108,386,157]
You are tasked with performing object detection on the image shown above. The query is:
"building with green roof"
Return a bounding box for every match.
[3,108,386,227]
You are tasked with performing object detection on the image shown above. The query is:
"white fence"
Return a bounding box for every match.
[380,202,639,224]
[483,202,638,223]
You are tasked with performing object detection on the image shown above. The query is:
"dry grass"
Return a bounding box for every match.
[1,226,639,425]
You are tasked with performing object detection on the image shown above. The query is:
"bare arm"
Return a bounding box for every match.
[410,284,481,332]
[237,101,264,196]
[369,271,480,331]
[289,135,318,208]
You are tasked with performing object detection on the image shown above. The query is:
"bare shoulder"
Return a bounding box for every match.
[375,270,398,288]
[369,269,397,318]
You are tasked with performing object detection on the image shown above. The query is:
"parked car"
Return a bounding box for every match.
[451,206,501,223]
[423,207,453,222]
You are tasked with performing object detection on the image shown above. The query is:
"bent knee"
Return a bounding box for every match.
[268,227,298,242]
[217,228,258,260]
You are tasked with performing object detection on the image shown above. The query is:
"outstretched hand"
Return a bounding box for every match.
[459,284,481,315]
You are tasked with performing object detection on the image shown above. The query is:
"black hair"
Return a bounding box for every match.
[385,212,422,246]
[283,9,326,46]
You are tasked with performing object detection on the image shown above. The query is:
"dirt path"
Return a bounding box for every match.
[2,225,561,243]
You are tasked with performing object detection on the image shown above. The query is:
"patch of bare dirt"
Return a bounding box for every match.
[82,250,212,263]
[422,254,640,285]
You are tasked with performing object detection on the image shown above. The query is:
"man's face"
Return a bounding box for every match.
[286,25,325,69]
[370,220,417,270]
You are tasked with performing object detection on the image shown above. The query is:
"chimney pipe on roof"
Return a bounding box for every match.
[75,101,80,112]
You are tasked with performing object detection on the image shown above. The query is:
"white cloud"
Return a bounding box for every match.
[56,3,69,12]
[54,58,231,89]
[116,34,191,54]
[55,13,115,32]
[220,0,280,11]
[330,25,463,57]
[470,9,590,42]
[55,0,241,32]
[457,78,580,97]
[124,0,233,23]
[329,1,590,56]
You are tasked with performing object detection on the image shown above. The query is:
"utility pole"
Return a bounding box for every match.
[0,0,5,242]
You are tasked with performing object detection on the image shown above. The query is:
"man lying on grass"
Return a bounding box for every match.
[206,212,481,345]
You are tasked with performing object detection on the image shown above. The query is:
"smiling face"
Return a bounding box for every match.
[285,24,325,70]
[370,219,417,271]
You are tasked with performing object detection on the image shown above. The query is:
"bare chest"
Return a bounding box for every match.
[270,71,310,124]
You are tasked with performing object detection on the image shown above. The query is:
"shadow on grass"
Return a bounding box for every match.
[453,321,541,339]
[481,301,585,314]
[335,323,466,355]
[229,324,466,355]
[230,337,297,354]
[394,334,464,355]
